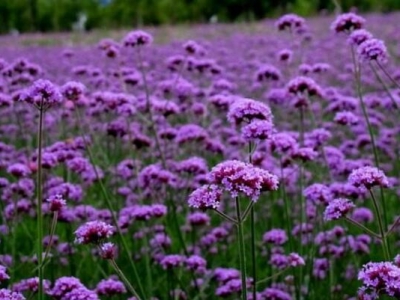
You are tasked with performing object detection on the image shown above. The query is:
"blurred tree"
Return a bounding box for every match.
[0,0,400,34]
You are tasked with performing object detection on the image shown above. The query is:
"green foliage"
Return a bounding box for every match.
[0,0,399,33]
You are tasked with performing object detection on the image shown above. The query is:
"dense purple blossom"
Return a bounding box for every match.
[324,198,355,221]
[348,166,390,189]
[331,13,365,33]
[74,221,114,244]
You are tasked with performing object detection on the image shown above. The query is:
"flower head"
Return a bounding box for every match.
[227,98,273,125]
[348,166,389,189]
[357,38,388,63]
[331,13,365,33]
[188,184,222,209]
[20,79,62,107]
[123,30,153,47]
[324,198,355,221]
[74,221,114,244]
[47,194,66,212]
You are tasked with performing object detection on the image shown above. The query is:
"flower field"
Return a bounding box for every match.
[1,11,400,300]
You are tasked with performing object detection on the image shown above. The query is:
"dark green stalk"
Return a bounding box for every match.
[235,197,247,300]
[350,46,388,233]
[110,258,142,300]
[369,190,390,260]
[248,141,256,300]
[75,109,146,298]
[36,103,44,300]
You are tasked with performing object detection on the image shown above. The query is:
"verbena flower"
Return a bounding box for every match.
[96,278,126,296]
[357,38,388,63]
[74,221,114,244]
[324,198,355,221]
[227,98,273,125]
[188,184,223,209]
[331,13,365,33]
[348,166,390,189]
[209,160,279,201]
[123,30,153,47]
[358,261,400,298]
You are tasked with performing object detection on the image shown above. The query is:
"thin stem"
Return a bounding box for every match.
[370,62,399,110]
[75,109,146,298]
[351,46,388,231]
[377,60,400,90]
[343,217,381,240]
[36,105,44,300]
[241,201,254,221]
[213,209,238,225]
[369,190,390,260]
[137,48,166,168]
[248,142,256,300]
[256,267,289,285]
[42,212,58,265]
[235,198,247,300]
[110,258,142,300]
[386,216,400,237]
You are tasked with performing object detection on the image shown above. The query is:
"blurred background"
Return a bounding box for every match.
[0,0,399,34]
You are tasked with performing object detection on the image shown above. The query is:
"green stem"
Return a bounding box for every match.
[248,141,256,300]
[75,109,146,299]
[344,217,381,240]
[213,209,238,225]
[110,258,142,300]
[369,190,390,260]
[42,212,58,265]
[36,105,44,300]
[137,48,166,168]
[377,60,400,90]
[256,267,289,285]
[370,62,399,110]
[241,201,254,222]
[386,216,400,237]
[351,46,388,232]
[235,198,247,300]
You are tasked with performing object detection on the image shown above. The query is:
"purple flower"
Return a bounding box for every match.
[0,289,25,300]
[324,198,355,221]
[357,38,388,63]
[352,207,374,223]
[19,79,62,107]
[288,253,305,267]
[61,81,86,101]
[188,184,223,209]
[187,212,210,226]
[47,194,66,212]
[263,229,288,245]
[227,98,273,125]
[185,255,207,273]
[348,29,373,46]
[100,242,117,260]
[348,166,390,189]
[123,30,153,47]
[74,221,114,244]
[209,160,279,201]
[255,64,282,82]
[303,183,333,206]
[159,254,185,269]
[334,111,359,125]
[270,132,298,154]
[61,287,98,300]
[241,120,274,141]
[7,163,31,177]
[0,265,9,281]
[358,261,400,298]
[331,13,365,33]
[96,278,126,296]
[286,76,323,97]
[275,13,306,32]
